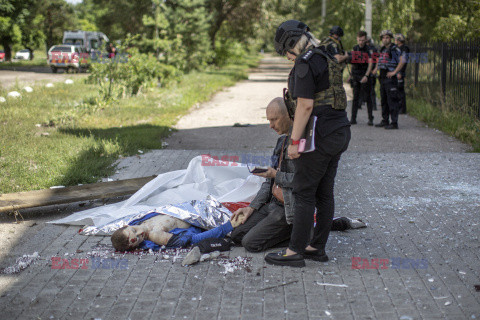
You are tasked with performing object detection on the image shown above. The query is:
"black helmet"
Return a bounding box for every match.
[330,26,344,37]
[274,20,310,56]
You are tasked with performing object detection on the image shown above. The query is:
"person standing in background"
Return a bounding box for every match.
[395,33,410,114]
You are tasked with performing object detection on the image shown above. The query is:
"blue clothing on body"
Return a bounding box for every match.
[128,212,233,251]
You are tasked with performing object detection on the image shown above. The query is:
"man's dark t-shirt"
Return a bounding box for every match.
[288,51,350,137]
[351,44,371,77]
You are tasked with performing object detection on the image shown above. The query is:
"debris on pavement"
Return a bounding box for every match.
[218,256,252,274]
[182,247,201,266]
[315,282,348,288]
[257,280,298,292]
[0,252,39,274]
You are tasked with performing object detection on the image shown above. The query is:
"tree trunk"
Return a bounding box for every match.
[1,39,12,61]
[26,47,35,60]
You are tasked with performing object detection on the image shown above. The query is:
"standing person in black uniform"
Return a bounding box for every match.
[395,33,409,114]
[347,30,374,125]
[366,36,378,111]
[373,30,405,129]
[265,20,351,267]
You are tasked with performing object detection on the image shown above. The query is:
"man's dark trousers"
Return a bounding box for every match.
[370,76,377,110]
[398,78,406,113]
[230,200,291,252]
[351,75,374,122]
[380,77,401,124]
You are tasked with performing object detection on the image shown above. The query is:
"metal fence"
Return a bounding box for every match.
[406,39,480,119]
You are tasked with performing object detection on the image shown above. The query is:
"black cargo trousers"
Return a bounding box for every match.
[288,125,351,254]
[379,76,401,125]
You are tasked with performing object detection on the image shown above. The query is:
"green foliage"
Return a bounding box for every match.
[208,0,262,48]
[408,97,480,152]
[20,13,46,55]
[87,46,179,101]
[214,38,249,66]
[39,0,77,53]
[77,18,98,32]
[432,13,480,41]
[0,58,258,193]
[414,0,480,41]
[0,0,36,60]
[375,0,415,39]
[82,0,152,41]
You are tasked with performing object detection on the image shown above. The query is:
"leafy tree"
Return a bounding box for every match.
[165,0,212,70]
[141,0,180,60]
[20,13,46,60]
[139,0,212,71]
[39,0,77,54]
[0,0,35,61]
[206,0,263,51]
[74,0,102,31]
[430,1,480,41]
[90,0,152,40]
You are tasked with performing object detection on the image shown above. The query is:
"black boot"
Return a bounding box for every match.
[265,249,305,267]
[385,123,398,129]
[375,120,388,127]
[303,249,329,262]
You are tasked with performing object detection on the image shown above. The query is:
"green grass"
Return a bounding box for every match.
[0,55,260,193]
[407,96,480,152]
[0,50,49,68]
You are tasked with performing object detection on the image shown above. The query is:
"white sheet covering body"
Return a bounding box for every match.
[49,156,263,228]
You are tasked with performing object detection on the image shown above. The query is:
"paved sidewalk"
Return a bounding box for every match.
[0,55,479,320]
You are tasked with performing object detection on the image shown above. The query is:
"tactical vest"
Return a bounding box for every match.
[320,36,346,70]
[284,47,347,118]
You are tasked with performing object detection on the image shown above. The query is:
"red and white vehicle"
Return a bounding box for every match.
[0,50,5,62]
[47,45,88,73]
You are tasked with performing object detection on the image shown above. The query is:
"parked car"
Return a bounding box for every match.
[0,50,5,62]
[14,49,31,60]
[47,45,88,73]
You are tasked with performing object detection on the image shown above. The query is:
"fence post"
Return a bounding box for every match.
[441,42,447,103]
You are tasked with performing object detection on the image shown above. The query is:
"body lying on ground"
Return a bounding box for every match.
[111,212,244,251]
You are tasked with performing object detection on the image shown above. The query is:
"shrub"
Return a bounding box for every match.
[87,48,180,101]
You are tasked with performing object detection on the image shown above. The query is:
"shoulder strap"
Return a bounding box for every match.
[311,47,336,63]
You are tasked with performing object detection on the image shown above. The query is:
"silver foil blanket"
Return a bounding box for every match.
[81,195,232,236]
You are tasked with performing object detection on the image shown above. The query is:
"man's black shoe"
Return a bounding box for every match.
[350,119,357,125]
[303,249,329,262]
[375,121,388,127]
[385,123,398,129]
[367,119,374,126]
[265,249,305,268]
